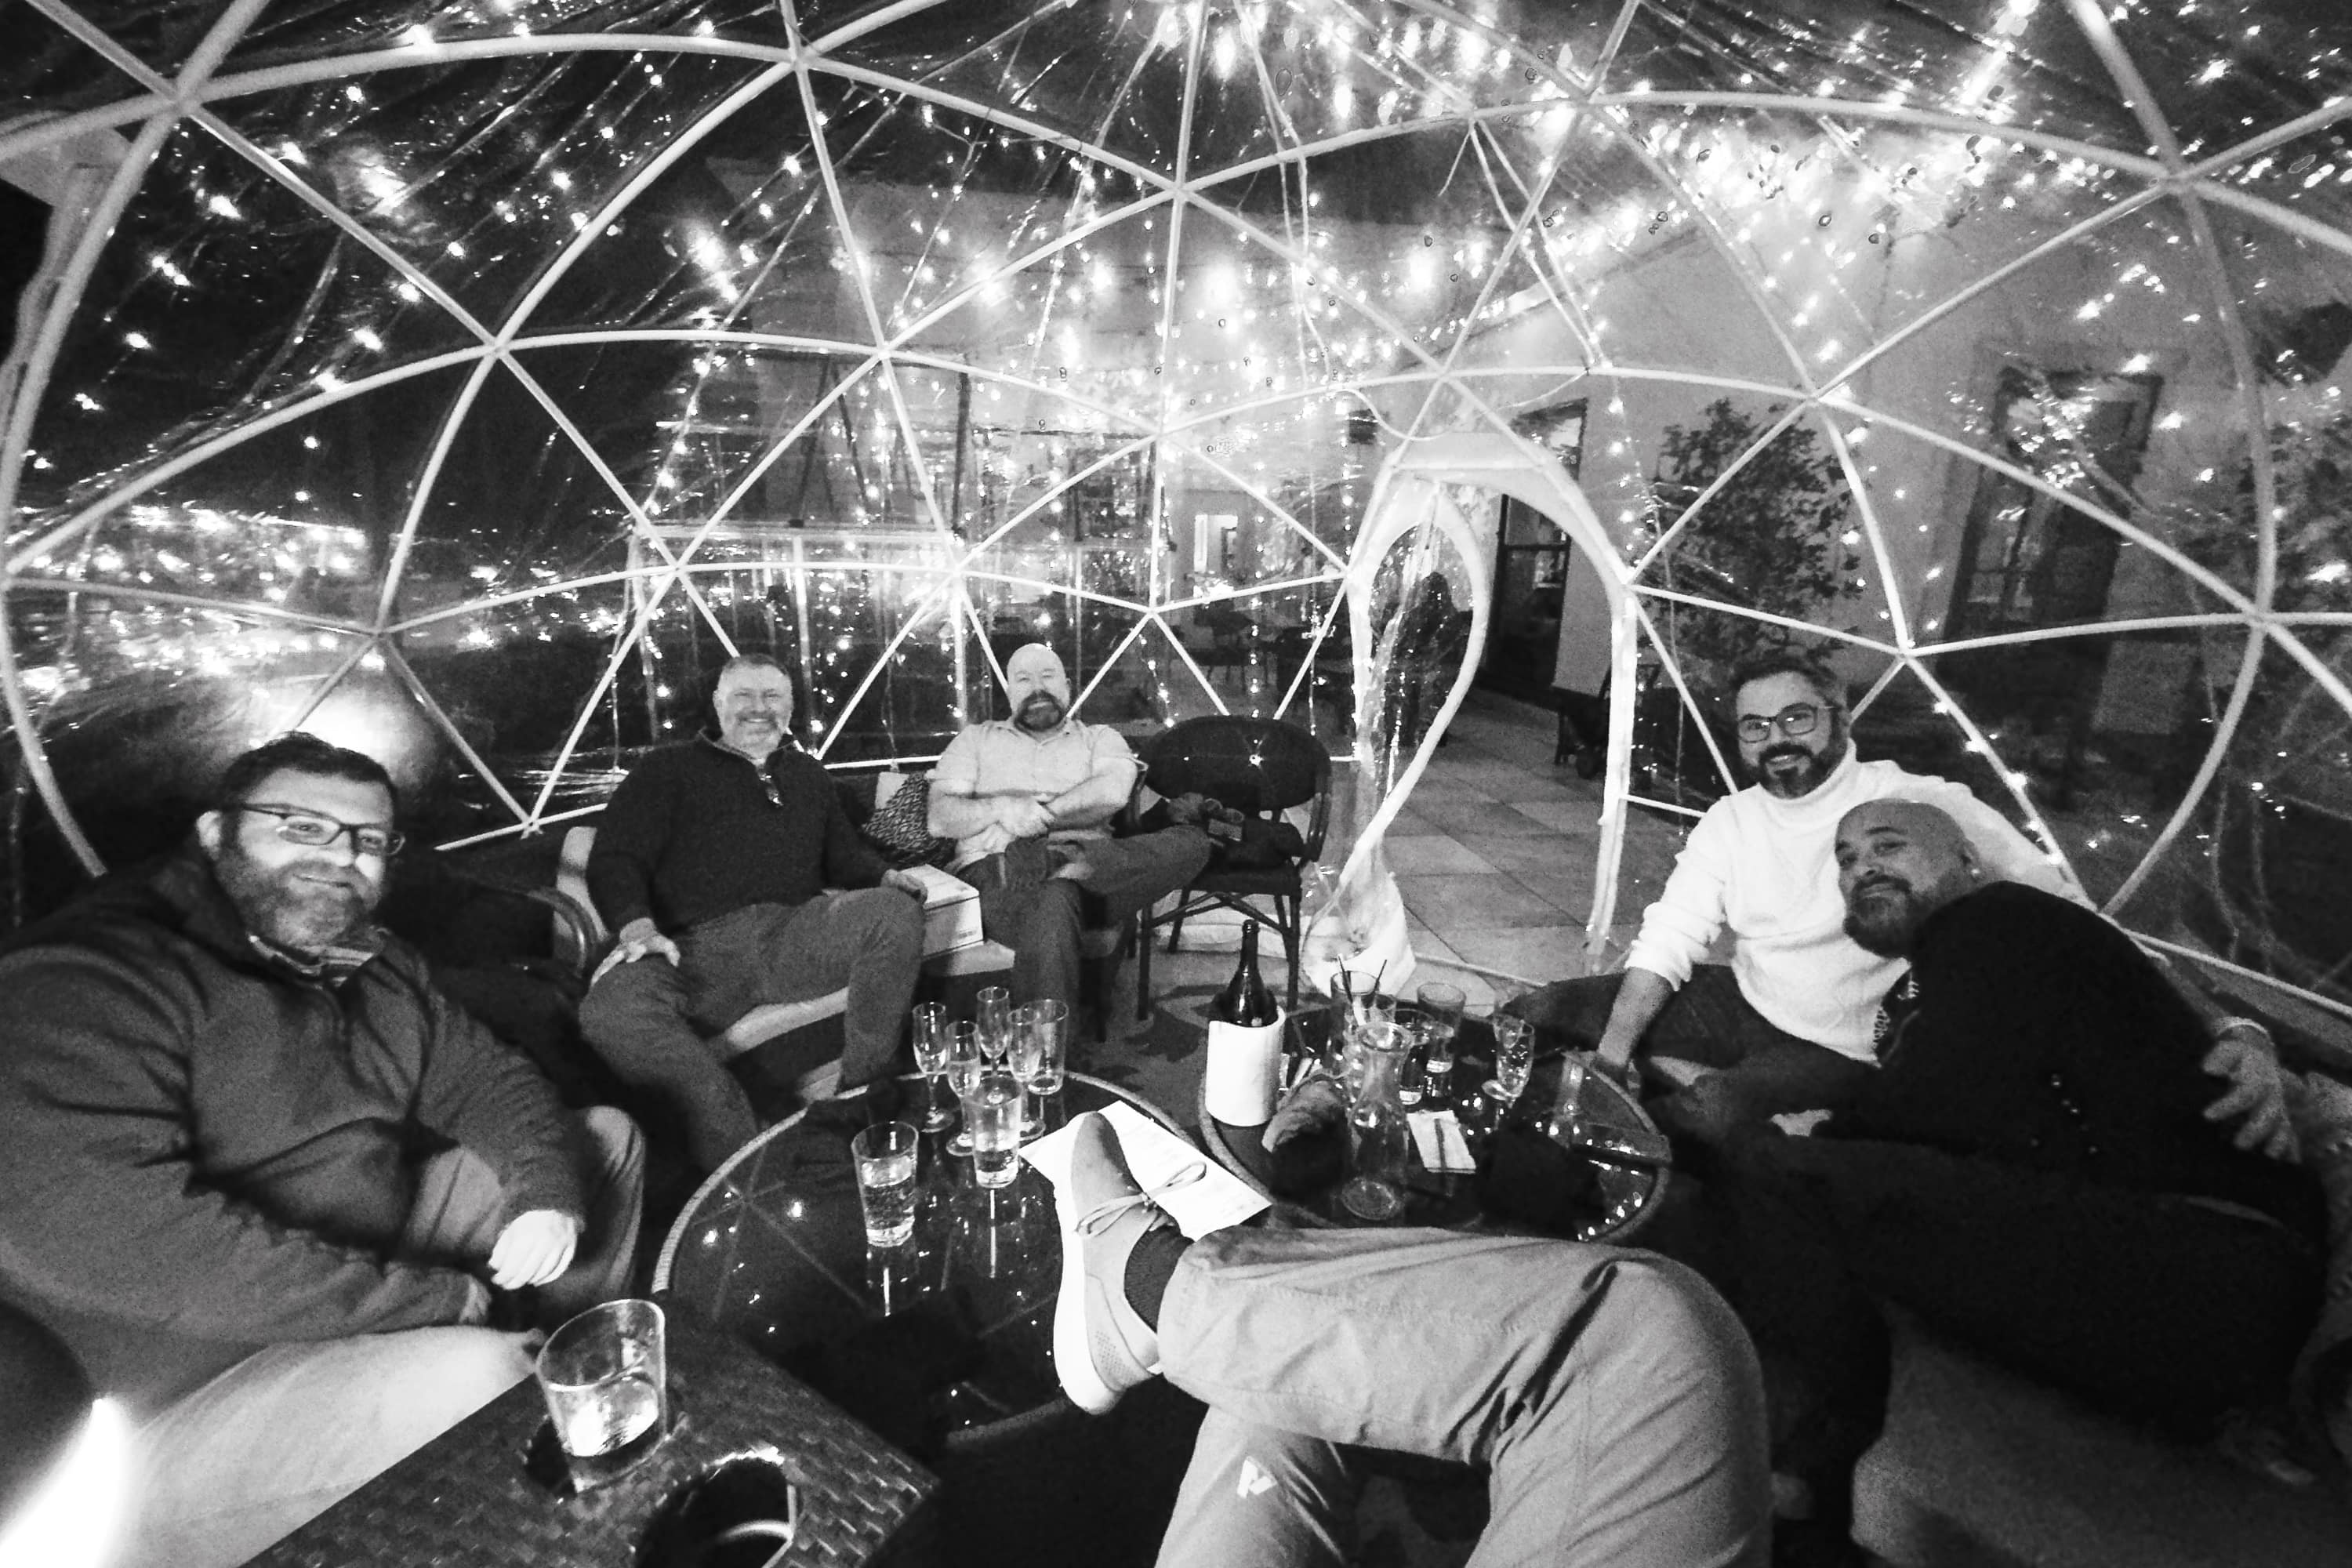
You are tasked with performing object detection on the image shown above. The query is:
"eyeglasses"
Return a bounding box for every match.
[234,803,405,858]
[1734,703,1836,745]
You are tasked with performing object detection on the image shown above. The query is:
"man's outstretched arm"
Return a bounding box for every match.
[1592,968,1678,1078]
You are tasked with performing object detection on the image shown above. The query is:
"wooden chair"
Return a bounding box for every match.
[1132,716,1332,1019]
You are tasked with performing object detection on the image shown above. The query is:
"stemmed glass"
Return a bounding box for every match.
[1009,1003,1047,1138]
[975,985,1013,1066]
[1483,1014,1535,1108]
[908,1003,955,1133]
[943,1022,985,1156]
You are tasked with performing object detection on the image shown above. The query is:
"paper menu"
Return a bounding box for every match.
[1021,1102,1269,1240]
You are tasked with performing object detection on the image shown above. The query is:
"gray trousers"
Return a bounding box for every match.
[1152,1228,1770,1568]
[964,826,1211,1007]
[579,889,924,1168]
[122,1109,644,1568]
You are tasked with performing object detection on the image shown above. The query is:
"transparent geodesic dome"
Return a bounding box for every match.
[4,0,2350,1024]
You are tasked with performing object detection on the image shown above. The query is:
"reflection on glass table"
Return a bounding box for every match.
[653,1072,1185,1443]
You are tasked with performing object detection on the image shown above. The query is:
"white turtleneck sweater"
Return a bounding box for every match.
[1621,751,2080,1060]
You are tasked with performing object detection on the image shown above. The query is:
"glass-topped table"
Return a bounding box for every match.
[1197,1011,1671,1243]
[654,1072,1187,1446]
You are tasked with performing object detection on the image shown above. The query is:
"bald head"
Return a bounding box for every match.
[1835,800,1986,956]
[1006,642,1071,733]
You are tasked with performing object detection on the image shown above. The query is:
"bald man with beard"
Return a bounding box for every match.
[928,643,1211,1011]
[1718,800,2324,1566]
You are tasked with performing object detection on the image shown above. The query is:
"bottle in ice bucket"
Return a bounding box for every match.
[1204,920,1287,1123]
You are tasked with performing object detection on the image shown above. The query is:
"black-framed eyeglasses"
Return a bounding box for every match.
[234,803,405,858]
[1735,703,1836,745]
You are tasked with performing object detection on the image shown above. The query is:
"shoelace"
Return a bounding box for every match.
[1075,1160,1208,1237]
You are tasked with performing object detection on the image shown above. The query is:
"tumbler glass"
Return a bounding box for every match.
[535,1299,668,1491]
[851,1121,920,1247]
[1416,982,1466,1080]
[962,1069,1024,1189]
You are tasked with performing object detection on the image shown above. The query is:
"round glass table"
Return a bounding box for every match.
[1197,1011,1671,1242]
[653,1071,1187,1445]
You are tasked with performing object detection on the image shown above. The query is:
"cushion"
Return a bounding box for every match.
[861,771,955,869]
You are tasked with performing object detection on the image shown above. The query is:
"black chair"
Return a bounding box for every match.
[1134,716,1332,1018]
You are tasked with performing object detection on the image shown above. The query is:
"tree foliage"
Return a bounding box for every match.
[1646,397,1862,688]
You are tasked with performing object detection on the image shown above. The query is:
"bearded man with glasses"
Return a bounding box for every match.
[1511,649,2099,1148]
[0,733,644,1568]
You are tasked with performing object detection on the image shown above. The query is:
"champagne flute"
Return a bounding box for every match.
[1484,1014,1534,1107]
[1009,1003,1048,1138]
[975,985,1013,1065]
[908,1002,954,1133]
[943,1022,984,1156]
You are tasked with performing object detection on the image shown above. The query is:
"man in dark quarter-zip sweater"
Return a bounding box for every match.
[577,652,929,1170]
[0,733,643,1568]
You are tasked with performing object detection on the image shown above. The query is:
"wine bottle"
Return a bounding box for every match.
[1212,920,1281,1028]
[1204,920,1286,1122]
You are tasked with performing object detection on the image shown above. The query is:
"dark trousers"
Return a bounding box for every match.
[1511,964,1875,1146]
[964,827,1211,1007]
[578,890,924,1170]
[1717,1129,2321,1518]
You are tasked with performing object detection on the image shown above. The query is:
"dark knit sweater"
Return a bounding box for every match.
[585,735,887,935]
[1835,881,2321,1238]
[0,849,582,1413]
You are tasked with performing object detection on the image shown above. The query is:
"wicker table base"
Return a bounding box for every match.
[249,1303,936,1568]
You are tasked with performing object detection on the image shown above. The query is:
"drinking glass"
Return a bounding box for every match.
[535,1299,668,1491]
[975,985,1013,1064]
[1416,982,1466,1082]
[1484,1014,1535,1106]
[1009,1003,1047,1137]
[944,1022,984,1156]
[851,1121,920,1247]
[962,1068,1024,1189]
[908,1002,954,1133]
[1392,1007,1430,1108]
[1022,997,1069,1127]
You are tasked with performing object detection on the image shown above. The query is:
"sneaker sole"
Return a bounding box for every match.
[1050,1162,1123,1416]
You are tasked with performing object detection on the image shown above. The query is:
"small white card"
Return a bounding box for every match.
[1022,1102,1269,1240]
[1408,1109,1477,1174]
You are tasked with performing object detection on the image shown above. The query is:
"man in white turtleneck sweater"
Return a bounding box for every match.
[1513,649,2081,1145]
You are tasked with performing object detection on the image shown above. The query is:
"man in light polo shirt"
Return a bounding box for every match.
[928,643,1211,1009]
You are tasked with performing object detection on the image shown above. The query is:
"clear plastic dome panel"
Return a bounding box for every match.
[7,0,2352,1027]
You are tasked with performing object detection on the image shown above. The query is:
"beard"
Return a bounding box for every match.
[1842,876,1926,957]
[212,842,377,955]
[1753,726,1848,799]
[1015,692,1066,733]
[721,717,783,757]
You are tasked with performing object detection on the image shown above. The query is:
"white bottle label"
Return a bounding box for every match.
[1205,1012,1287,1124]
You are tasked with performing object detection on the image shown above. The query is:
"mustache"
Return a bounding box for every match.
[1850,873,1910,899]
[1758,742,1813,767]
[287,862,373,898]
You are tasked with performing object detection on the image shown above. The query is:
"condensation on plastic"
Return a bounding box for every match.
[2,0,2350,1025]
